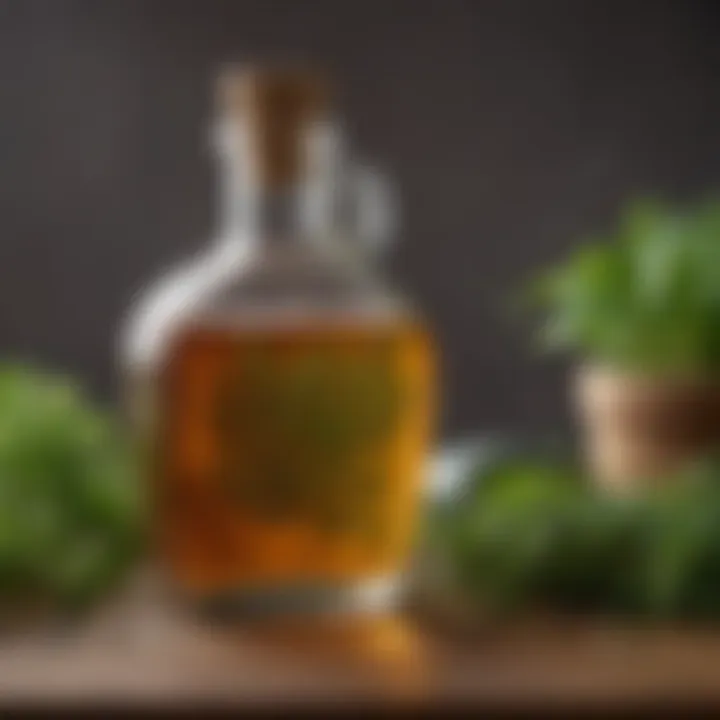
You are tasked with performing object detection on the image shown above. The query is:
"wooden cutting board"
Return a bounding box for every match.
[2,571,720,713]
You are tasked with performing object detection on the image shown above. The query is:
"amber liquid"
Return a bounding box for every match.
[156,318,435,595]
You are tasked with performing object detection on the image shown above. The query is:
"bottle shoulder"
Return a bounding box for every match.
[119,242,247,369]
[119,237,415,371]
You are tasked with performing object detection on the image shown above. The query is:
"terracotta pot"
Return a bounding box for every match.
[573,365,720,491]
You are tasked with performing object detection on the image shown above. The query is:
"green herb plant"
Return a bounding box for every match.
[529,195,720,373]
[431,450,720,619]
[0,364,143,612]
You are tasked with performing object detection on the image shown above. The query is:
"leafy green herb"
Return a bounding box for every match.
[0,364,143,610]
[430,449,720,619]
[528,195,720,373]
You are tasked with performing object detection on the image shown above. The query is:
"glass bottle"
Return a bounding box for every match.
[120,67,436,614]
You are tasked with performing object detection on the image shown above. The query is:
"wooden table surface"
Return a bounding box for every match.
[3,573,720,714]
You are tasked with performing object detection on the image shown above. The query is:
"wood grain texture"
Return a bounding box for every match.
[3,572,720,712]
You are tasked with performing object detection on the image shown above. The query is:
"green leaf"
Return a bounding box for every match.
[0,363,143,610]
[526,195,720,372]
[427,449,720,620]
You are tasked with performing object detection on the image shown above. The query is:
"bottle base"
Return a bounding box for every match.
[194,574,405,622]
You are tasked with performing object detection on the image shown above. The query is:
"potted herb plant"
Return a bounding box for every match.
[531,197,720,490]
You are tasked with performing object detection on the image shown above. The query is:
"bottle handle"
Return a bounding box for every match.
[351,165,398,259]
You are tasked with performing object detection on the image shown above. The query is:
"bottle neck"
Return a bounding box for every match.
[219,172,300,248]
[215,119,342,253]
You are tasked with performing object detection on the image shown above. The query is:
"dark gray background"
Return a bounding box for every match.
[0,0,719,438]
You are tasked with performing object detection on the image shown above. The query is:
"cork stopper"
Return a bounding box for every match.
[216,65,329,188]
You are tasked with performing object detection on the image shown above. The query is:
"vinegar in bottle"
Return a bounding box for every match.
[121,67,436,613]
